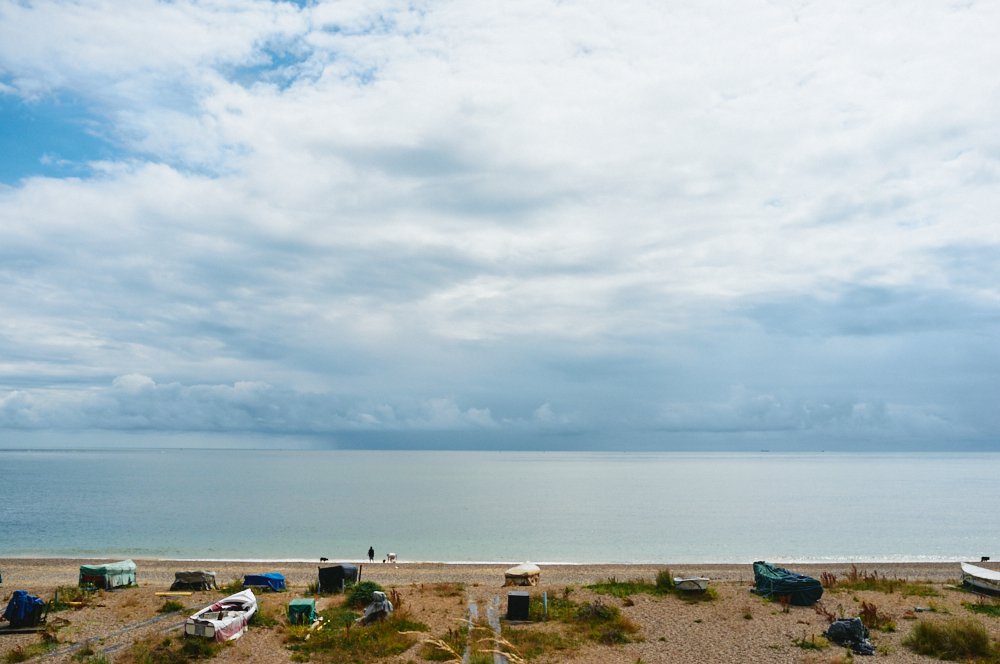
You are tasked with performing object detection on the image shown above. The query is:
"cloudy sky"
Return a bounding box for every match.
[1,0,998,450]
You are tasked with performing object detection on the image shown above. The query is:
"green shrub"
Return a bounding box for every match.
[904,617,997,660]
[347,581,384,609]
[158,600,185,613]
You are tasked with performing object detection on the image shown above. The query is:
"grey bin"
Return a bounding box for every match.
[506,591,530,621]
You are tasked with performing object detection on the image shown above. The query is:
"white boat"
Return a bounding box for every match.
[504,563,541,586]
[184,589,257,641]
[961,562,1000,596]
[673,576,710,592]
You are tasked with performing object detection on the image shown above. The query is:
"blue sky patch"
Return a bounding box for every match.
[0,92,120,183]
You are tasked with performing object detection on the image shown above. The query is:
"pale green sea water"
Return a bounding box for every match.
[0,449,995,563]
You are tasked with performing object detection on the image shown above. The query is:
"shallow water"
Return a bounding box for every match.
[0,449,996,563]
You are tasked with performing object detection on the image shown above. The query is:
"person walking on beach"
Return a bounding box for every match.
[368,546,375,562]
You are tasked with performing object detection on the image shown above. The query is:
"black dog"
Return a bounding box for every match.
[982,556,991,563]
[320,557,328,562]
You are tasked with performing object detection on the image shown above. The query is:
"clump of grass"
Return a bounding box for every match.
[964,600,1000,618]
[430,582,465,597]
[503,624,576,659]
[655,569,674,593]
[51,585,90,611]
[820,571,838,588]
[158,600,185,614]
[586,577,657,599]
[218,577,244,594]
[860,601,896,632]
[903,617,997,660]
[117,635,222,664]
[588,571,716,602]
[835,565,939,597]
[792,633,830,651]
[742,606,753,620]
[251,602,279,628]
[573,600,640,645]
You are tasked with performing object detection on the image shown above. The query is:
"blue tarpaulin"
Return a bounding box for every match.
[3,591,46,628]
[243,573,286,592]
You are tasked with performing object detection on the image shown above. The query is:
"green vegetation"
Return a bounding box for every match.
[903,617,999,661]
[587,571,717,603]
[51,585,92,611]
[965,601,1000,618]
[825,566,940,597]
[285,598,427,663]
[118,636,222,664]
[347,581,384,609]
[859,600,896,632]
[792,633,830,650]
[218,577,244,594]
[4,641,57,664]
[158,600,185,613]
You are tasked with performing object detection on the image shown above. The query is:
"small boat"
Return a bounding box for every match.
[504,562,541,587]
[673,576,710,592]
[184,589,257,642]
[961,562,1000,596]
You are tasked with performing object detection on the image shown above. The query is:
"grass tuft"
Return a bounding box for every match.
[903,617,998,661]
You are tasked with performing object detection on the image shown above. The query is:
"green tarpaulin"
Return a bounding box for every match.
[79,559,136,589]
[287,598,317,625]
[751,561,823,606]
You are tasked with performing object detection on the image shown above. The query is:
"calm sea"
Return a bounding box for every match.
[0,449,995,563]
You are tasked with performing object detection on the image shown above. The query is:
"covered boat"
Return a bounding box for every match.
[673,576,710,592]
[184,589,257,641]
[79,559,136,590]
[242,572,286,592]
[171,571,217,591]
[318,565,360,593]
[961,562,1000,596]
[751,561,823,606]
[504,563,541,587]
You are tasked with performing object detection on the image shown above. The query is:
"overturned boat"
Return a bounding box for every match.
[961,562,1000,596]
[184,589,257,642]
[504,563,541,587]
[673,576,710,592]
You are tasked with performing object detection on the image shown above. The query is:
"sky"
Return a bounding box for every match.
[1,0,998,450]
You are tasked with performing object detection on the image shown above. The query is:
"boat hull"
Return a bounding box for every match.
[185,589,257,642]
[673,577,710,592]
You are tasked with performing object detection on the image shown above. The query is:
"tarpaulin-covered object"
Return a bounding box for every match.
[751,561,823,606]
[357,591,393,625]
[243,573,286,592]
[504,563,541,587]
[3,591,46,628]
[287,598,317,625]
[79,559,136,589]
[318,565,360,593]
[826,617,875,656]
[185,589,257,642]
[171,571,217,591]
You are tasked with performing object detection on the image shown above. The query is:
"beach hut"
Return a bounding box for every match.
[504,563,541,587]
[751,561,823,606]
[78,559,137,589]
[317,564,359,593]
[287,598,318,625]
[171,571,217,591]
[242,572,286,592]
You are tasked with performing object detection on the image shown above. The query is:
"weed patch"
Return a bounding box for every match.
[285,600,426,662]
[903,617,998,661]
[158,600,185,614]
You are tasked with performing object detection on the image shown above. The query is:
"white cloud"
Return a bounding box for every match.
[1,0,999,447]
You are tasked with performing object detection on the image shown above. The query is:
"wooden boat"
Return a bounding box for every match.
[673,576,710,592]
[961,562,1000,596]
[184,589,257,641]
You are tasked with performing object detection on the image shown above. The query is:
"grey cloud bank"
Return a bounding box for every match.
[1,0,999,449]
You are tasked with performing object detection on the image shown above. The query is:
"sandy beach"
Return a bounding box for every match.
[1,558,998,662]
